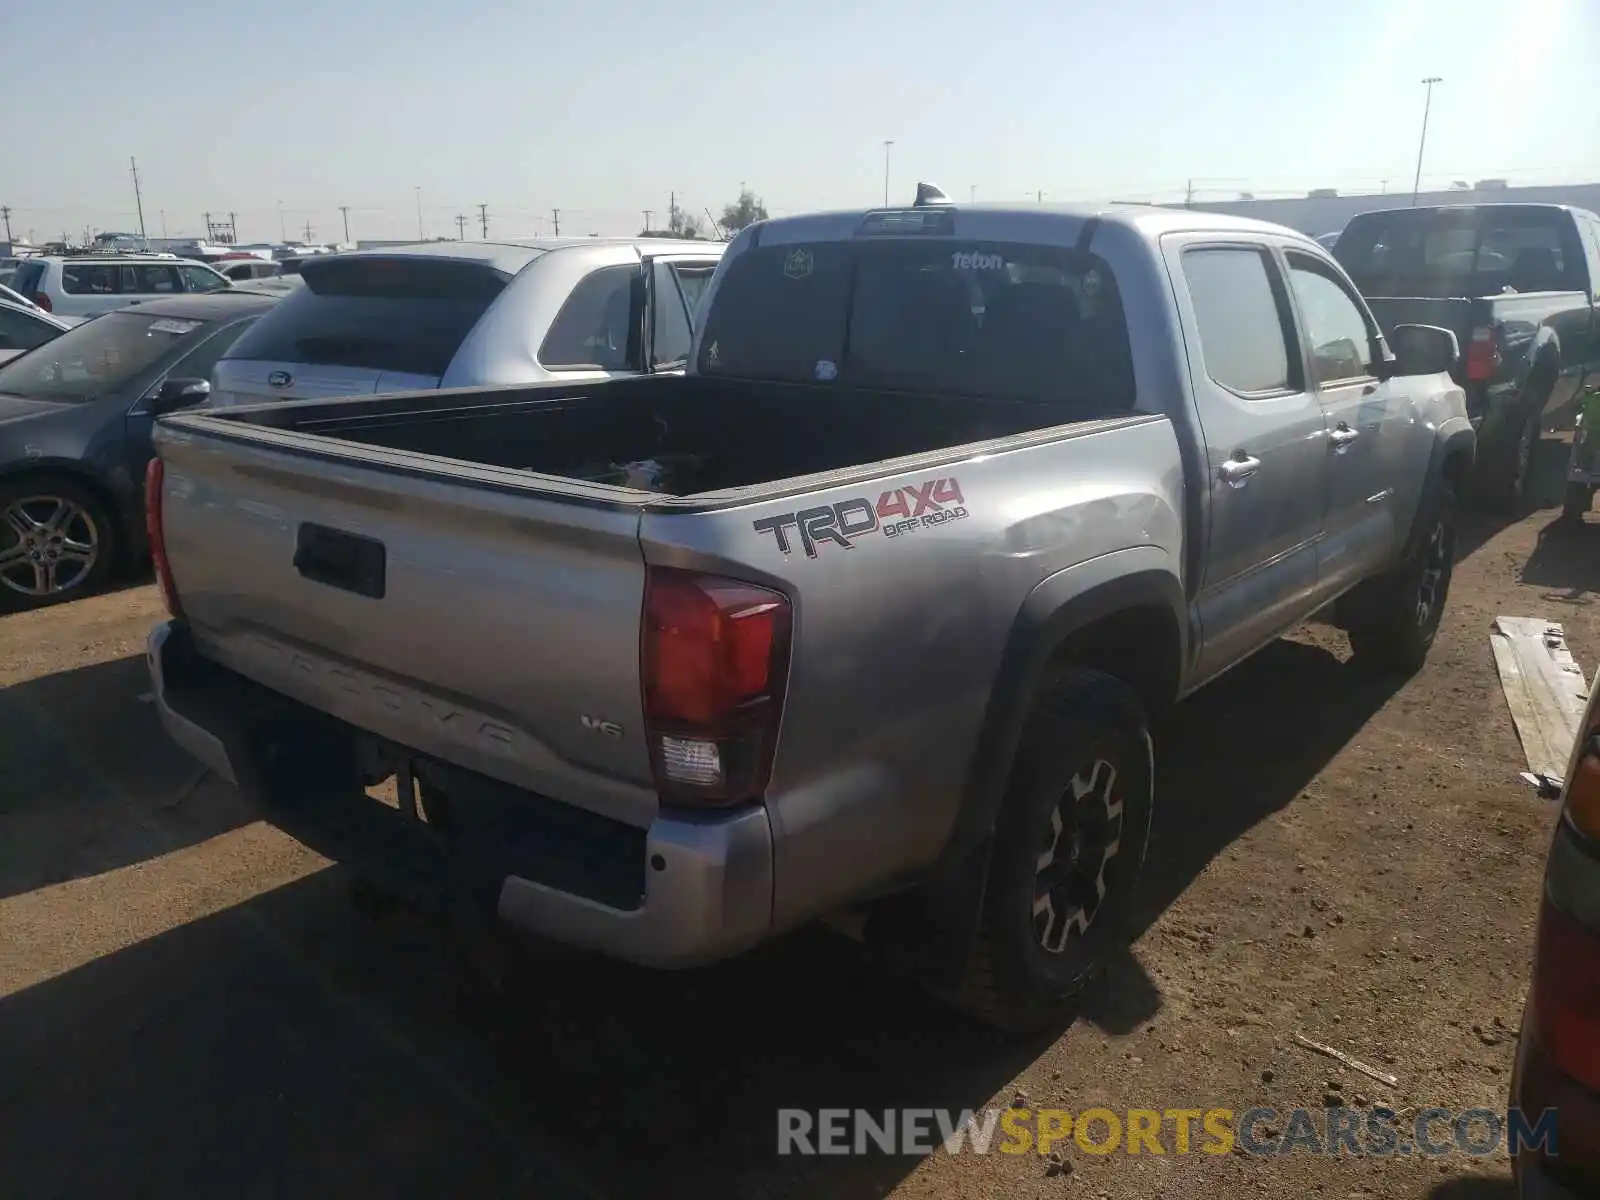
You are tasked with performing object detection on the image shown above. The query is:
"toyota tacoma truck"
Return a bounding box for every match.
[1335,202,1600,511]
[145,192,1475,1030]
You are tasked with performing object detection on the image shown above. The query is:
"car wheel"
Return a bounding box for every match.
[1345,476,1458,675]
[951,668,1154,1033]
[0,476,117,612]
[1472,398,1543,514]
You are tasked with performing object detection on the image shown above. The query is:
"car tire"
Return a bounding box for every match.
[952,668,1154,1034]
[1561,482,1592,526]
[1344,477,1458,676]
[1471,398,1542,515]
[0,475,117,613]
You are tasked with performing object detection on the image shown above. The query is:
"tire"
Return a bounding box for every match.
[952,668,1154,1033]
[1561,482,1592,526]
[1471,400,1541,514]
[0,475,117,613]
[1345,477,1458,675]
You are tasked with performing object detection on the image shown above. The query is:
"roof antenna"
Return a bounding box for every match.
[913,182,953,208]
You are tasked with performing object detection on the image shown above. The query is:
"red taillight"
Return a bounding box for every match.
[1531,896,1600,1093]
[642,567,791,805]
[1465,325,1499,381]
[143,458,182,618]
[32,292,51,313]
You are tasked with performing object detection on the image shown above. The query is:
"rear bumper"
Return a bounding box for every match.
[147,620,775,967]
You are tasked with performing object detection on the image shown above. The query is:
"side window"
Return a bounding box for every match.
[62,264,119,295]
[538,265,639,371]
[649,260,694,368]
[128,264,180,293]
[181,264,227,293]
[0,308,57,352]
[1285,256,1375,386]
[672,263,717,322]
[1181,247,1297,395]
[1580,216,1600,299]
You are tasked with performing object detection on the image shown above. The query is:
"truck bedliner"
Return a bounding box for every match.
[219,376,1131,497]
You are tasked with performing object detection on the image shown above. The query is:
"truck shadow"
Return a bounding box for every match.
[1521,514,1600,606]
[0,652,256,901]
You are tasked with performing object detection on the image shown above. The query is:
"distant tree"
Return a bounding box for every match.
[720,188,768,233]
[667,197,703,240]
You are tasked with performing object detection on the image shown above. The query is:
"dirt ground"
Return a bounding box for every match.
[2,445,1596,1200]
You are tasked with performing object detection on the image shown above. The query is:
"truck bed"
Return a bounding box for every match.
[207,374,1130,500]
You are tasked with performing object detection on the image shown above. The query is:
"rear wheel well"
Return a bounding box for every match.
[1042,604,1182,723]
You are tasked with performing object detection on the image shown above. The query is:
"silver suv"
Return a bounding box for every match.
[210,238,723,405]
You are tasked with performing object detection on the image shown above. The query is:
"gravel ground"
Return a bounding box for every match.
[2,451,1595,1200]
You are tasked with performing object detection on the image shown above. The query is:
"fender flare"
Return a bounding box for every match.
[1403,420,1476,558]
[869,552,1186,980]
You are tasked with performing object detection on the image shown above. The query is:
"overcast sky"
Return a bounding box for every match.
[2,0,1594,244]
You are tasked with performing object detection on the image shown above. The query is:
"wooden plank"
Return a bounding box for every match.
[1491,616,1588,784]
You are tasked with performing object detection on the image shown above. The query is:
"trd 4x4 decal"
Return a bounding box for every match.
[752,477,969,558]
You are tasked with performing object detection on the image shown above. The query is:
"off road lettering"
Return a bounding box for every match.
[754,477,969,557]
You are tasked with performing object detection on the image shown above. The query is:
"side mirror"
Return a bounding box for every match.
[1389,323,1460,377]
[147,377,211,414]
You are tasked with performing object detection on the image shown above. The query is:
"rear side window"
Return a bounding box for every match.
[125,264,179,293]
[1182,248,1296,395]
[539,265,640,370]
[222,256,509,377]
[698,240,1135,407]
[61,264,119,295]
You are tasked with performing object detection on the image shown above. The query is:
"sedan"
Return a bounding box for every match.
[0,290,280,610]
[0,295,72,366]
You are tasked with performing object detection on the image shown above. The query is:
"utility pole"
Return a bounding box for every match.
[303,220,314,241]
[339,206,351,242]
[129,157,149,249]
[278,199,286,241]
[1037,190,1045,203]
[642,209,653,232]
[882,140,894,206]
[0,205,12,243]
[160,209,168,238]
[455,213,468,240]
[970,185,976,203]
[228,213,236,244]
[551,209,561,237]
[1412,77,1443,205]
[415,187,424,239]
[477,203,488,238]
[204,212,212,244]
[1185,179,1195,208]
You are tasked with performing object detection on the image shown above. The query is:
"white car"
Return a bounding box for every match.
[6,255,231,318]
[210,238,723,405]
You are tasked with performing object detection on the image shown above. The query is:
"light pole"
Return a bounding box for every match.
[882,140,894,206]
[1412,77,1442,206]
[415,187,425,239]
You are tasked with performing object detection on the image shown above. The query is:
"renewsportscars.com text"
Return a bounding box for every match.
[777,1106,1558,1159]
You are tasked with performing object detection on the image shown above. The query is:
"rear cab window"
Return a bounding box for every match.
[222,256,510,377]
[1335,206,1587,297]
[697,237,1135,409]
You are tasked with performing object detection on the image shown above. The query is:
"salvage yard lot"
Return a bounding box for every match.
[3,473,1597,1199]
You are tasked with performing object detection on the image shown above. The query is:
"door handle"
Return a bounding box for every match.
[1219,454,1262,488]
[1329,424,1360,453]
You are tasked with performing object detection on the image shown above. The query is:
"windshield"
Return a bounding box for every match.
[1335,207,1583,298]
[697,239,1134,407]
[0,310,212,402]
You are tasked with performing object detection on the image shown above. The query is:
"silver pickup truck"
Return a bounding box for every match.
[145,193,1475,1030]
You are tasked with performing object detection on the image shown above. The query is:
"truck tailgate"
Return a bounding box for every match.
[155,424,659,829]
